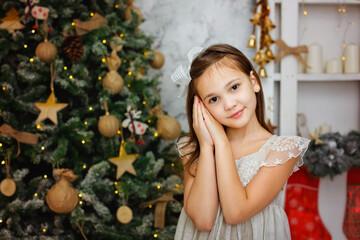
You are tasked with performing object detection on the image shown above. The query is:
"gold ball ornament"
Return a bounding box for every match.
[124,6,143,23]
[150,105,181,141]
[0,178,16,197]
[102,71,124,94]
[150,50,165,69]
[116,205,133,224]
[98,114,120,138]
[46,169,79,214]
[35,40,57,63]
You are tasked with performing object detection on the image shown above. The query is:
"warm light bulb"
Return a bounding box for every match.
[34,193,38,197]
[102,39,107,44]
[2,86,5,91]
[336,27,340,31]
[147,120,151,123]
[149,204,152,208]
[83,164,87,169]
[72,22,75,26]
[154,132,159,137]
[176,184,180,188]
[342,8,346,13]
[41,146,45,150]
[303,11,307,15]
[44,175,47,178]
[0,143,2,147]
[123,59,127,63]
[127,84,131,88]
[115,190,119,194]
[84,121,88,125]
[89,107,93,111]
[0,219,2,223]
[31,29,35,33]
[154,234,158,238]
[69,75,73,79]
[342,56,346,61]
[29,58,34,62]
[42,228,46,233]
[142,101,146,105]
[98,76,102,80]
[79,193,82,197]
[120,33,124,38]
[157,185,161,189]
[128,72,132,75]
[64,66,67,70]
[115,4,119,8]
[338,8,342,12]
[79,201,83,205]
[117,130,121,134]
[102,58,106,63]
[1,160,5,165]
[171,163,175,167]
[114,181,118,185]
[90,12,94,16]
[81,140,85,144]
[144,51,148,56]
[24,44,28,48]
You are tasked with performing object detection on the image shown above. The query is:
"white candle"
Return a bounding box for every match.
[344,44,359,73]
[326,58,342,74]
[306,43,323,74]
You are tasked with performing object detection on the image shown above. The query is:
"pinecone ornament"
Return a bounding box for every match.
[62,35,84,62]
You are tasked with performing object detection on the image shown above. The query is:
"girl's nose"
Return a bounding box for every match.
[223,97,237,111]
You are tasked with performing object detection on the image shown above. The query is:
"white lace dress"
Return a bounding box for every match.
[174,135,310,240]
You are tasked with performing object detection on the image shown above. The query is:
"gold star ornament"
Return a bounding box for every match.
[34,92,68,125]
[108,142,138,179]
[309,128,324,145]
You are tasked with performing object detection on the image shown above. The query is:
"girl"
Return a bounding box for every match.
[172,44,310,239]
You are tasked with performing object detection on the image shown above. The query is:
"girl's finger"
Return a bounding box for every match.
[193,96,198,123]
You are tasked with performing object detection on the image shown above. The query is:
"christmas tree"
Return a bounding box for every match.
[0,1,184,239]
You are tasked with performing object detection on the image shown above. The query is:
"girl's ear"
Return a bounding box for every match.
[250,71,261,92]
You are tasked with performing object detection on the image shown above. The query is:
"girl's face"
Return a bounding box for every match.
[194,63,260,129]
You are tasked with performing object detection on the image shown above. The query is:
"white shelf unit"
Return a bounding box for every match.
[267,0,360,136]
[268,1,360,240]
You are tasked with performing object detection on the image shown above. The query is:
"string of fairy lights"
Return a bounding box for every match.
[299,1,358,63]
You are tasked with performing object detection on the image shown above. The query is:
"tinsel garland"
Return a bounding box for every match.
[303,131,360,179]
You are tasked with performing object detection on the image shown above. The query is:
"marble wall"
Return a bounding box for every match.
[135,0,255,132]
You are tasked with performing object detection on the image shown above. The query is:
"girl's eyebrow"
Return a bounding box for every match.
[203,78,242,100]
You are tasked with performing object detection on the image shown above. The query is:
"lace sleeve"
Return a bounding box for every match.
[176,136,195,159]
[262,136,310,173]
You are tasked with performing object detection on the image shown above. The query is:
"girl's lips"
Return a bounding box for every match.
[229,108,244,119]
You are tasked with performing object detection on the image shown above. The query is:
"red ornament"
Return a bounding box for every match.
[32,25,39,30]
[48,28,51,32]
[136,139,145,145]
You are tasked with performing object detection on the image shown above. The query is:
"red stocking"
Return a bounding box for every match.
[343,167,360,240]
[284,167,331,240]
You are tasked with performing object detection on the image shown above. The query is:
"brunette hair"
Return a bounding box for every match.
[178,44,271,175]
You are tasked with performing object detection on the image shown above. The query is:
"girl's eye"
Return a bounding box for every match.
[209,97,218,103]
[231,84,239,91]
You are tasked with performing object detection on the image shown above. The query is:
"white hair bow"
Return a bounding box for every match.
[171,46,204,97]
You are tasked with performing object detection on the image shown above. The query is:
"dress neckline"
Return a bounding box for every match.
[235,135,276,161]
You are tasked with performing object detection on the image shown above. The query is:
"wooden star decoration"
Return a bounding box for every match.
[266,119,278,133]
[108,142,138,179]
[0,7,25,33]
[34,92,68,125]
[309,128,324,145]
